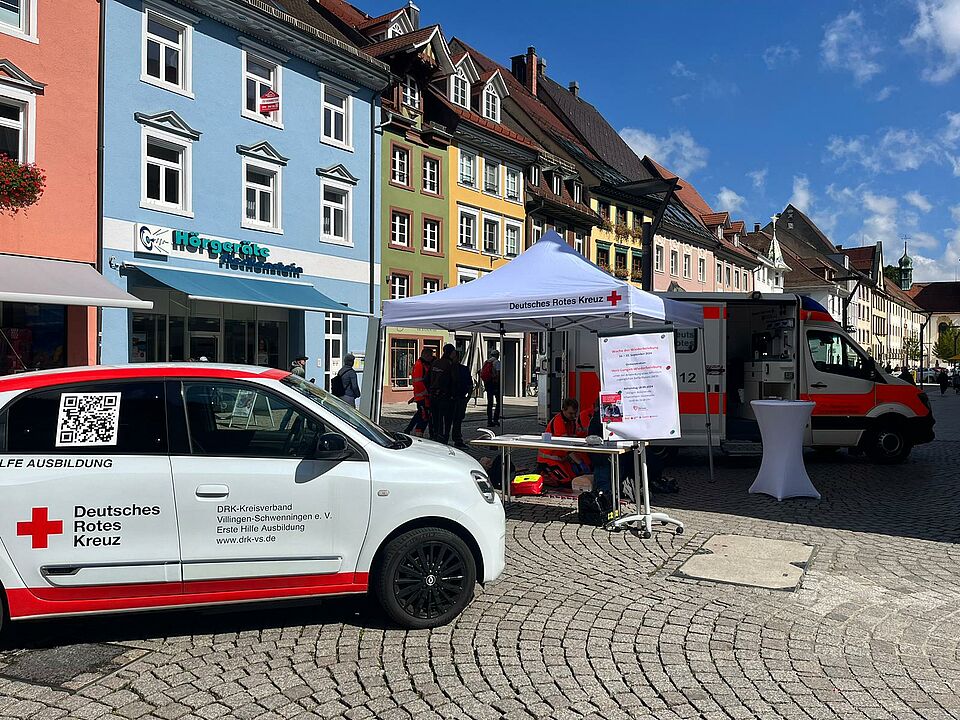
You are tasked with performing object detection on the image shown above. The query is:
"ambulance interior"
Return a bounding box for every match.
[725,301,799,442]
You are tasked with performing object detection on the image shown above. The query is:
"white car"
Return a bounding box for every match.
[0,364,505,630]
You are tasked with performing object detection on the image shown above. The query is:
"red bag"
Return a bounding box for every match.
[510,474,544,496]
[479,360,494,382]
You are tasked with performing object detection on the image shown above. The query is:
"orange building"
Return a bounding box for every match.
[0,1,143,374]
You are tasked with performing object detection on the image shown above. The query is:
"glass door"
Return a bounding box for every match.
[189,334,220,362]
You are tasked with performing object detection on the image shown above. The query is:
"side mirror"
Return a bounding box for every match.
[313,432,352,461]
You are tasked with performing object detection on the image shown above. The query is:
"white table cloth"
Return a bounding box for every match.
[749,400,820,501]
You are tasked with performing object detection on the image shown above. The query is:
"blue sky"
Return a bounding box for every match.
[362,0,960,282]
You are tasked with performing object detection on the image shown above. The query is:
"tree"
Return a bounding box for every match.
[932,323,960,362]
[902,337,921,364]
[882,265,900,284]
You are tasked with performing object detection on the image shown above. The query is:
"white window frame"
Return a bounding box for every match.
[505,166,522,202]
[401,74,420,109]
[669,249,678,277]
[391,144,409,186]
[0,86,35,163]
[390,272,410,300]
[572,182,582,204]
[457,266,479,285]
[551,173,562,196]
[140,126,192,217]
[483,157,500,195]
[698,257,706,283]
[574,232,586,255]
[320,79,353,150]
[390,210,411,248]
[482,84,500,122]
[482,216,500,255]
[654,245,663,273]
[422,217,441,254]
[240,42,285,128]
[450,69,470,109]
[141,3,196,98]
[683,253,691,279]
[458,206,479,249]
[0,0,37,43]
[241,156,282,234]
[423,276,441,294]
[458,147,476,187]
[725,265,731,287]
[320,179,352,246]
[504,220,522,257]
[422,155,440,194]
[528,165,539,186]
[734,268,741,290]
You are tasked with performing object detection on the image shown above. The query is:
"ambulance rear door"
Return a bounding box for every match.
[674,303,726,446]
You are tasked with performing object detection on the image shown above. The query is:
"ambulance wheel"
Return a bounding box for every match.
[374,528,476,630]
[865,424,912,464]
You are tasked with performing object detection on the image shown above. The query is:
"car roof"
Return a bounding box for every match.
[0,364,290,393]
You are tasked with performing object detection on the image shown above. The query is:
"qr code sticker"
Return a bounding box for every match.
[56,393,122,447]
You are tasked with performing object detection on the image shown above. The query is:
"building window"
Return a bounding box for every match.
[143,135,187,213]
[574,232,586,254]
[551,172,562,196]
[422,155,440,195]
[598,200,610,220]
[459,148,476,187]
[670,250,679,276]
[143,9,192,95]
[483,218,500,254]
[506,166,522,201]
[716,262,722,285]
[0,0,32,38]
[321,85,350,147]
[532,219,543,243]
[572,182,582,204]
[243,162,281,232]
[422,217,441,254]
[734,269,741,290]
[482,84,500,121]
[698,257,705,283]
[389,273,410,300]
[458,209,477,248]
[596,245,610,269]
[725,265,731,287]
[655,245,663,273]
[616,207,627,226]
[321,185,350,244]
[391,145,409,186]
[451,69,469,108]
[0,98,25,162]
[390,337,417,387]
[528,165,539,186]
[505,222,521,256]
[484,158,500,195]
[390,210,410,248]
[554,223,566,240]
[423,276,441,294]
[243,51,281,126]
[683,253,691,279]
[323,313,343,392]
[401,74,420,109]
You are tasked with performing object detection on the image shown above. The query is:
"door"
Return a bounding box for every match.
[804,328,876,447]
[189,333,220,362]
[675,306,725,445]
[0,381,180,600]
[170,380,371,585]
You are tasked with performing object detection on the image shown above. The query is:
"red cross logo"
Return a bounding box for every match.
[607,290,623,307]
[17,507,63,549]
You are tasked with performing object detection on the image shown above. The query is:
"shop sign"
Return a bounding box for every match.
[259,90,280,114]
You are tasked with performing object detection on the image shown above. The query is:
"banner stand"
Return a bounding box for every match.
[607,442,684,538]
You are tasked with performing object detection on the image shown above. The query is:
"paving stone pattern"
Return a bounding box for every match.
[1,395,959,719]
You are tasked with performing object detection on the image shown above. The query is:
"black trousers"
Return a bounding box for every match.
[484,381,500,423]
[432,397,457,443]
[452,396,469,444]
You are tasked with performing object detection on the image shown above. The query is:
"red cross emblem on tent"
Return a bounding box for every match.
[17,507,63,549]
[607,290,622,307]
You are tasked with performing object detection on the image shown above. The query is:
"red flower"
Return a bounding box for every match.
[0,153,46,215]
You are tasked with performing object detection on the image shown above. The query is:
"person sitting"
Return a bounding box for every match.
[537,398,590,486]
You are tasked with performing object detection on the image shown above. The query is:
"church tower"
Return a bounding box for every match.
[898,241,913,291]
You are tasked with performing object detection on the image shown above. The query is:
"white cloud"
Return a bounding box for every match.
[763,43,800,69]
[902,0,960,83]
[671,93,691,105]
[822,11,883,84]
[910,231,940,249]
[875,85,898,101]
[715,187,746,213]
[671,61,696,79]
[941,111,960,146]
[951,203,960,222]
[619,127,709,178]
[826,128,941,172]
[789,175,813,212]
[747,168,767,191]
[904,190,934,212]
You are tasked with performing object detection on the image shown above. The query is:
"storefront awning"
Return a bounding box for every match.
[0,254,153,309]
[131,264,367,316]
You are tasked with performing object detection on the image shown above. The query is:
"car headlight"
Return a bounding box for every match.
[471,470,496,504]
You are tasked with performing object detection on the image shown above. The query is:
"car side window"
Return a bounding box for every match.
[807,331,871,380]
[5,382,167,454]
[182,382,335,458]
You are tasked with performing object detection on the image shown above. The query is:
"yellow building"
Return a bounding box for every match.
[588,198,647,285]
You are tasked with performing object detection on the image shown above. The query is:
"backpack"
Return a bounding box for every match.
[577,490,614,526]
[330,371,345,398]
[479,360,494,382]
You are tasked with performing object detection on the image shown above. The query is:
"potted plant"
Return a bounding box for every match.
[614,267,629,280]
[0,154,46,215]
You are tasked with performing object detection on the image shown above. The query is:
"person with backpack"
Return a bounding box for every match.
[428,344,459,443]
[404,347,434,437]
[331,354,360,407]
[480,350,501,427]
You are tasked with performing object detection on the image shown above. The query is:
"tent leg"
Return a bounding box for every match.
[498,323,505,435]
[374,323,386,424]
[700,328,715,483]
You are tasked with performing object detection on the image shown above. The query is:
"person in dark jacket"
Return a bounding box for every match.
[336,354,361,407]
[899,366,915,385]
[428,344,459,443]
[938,368,950,395]
[452,351,473,448]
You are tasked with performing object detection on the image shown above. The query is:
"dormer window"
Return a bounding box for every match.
[401,74,420,109]
[551,172,561,196]
[717,226,723,240]
[387,22,403,38]
[572,182,582,204]
[451,69,470,109]
[528,165,539,186]
[482,84,500,122]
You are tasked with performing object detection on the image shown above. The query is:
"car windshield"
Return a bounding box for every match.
[282,375,396,448]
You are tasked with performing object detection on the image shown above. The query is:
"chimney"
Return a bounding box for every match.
[568,80,579,97]
[405,0,420,30]
[836,244,843,250]
[526,46,537,94]
[537,57,547,78]
[510,54,526,85]
[754,223,760,233]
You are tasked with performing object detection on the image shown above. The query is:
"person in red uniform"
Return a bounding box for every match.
[538,398,591,486]
[404,347,434,437]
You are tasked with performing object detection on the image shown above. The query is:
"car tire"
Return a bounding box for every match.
[865,423,912,464]
[373,527,477,630]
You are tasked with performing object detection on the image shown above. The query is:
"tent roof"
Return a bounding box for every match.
[381,231,703,332]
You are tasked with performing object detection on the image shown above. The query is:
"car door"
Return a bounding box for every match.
[170,380,371,588]
[804,329,876,447]
[0,381,181,602]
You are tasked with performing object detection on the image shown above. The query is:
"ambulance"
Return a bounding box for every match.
[564,294,934,463]
[0,364,505,630]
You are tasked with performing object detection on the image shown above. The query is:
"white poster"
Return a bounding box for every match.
[599,331,681,441]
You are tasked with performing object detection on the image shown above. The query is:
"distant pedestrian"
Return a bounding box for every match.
[480,350,501,427]
[428,344,459,444]
[335,354,360,407]
[452,351,473,449]
[899,367,915,385]
[938,369,949,396]
[291,355,308,377]
[952,371,960,394]
[404,347,434,437]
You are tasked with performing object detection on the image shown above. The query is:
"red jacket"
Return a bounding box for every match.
[411,359,430,403]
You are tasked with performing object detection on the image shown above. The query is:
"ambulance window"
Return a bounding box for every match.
[806,331,871,380]
[5,382,168,454]
[182,382,335,458]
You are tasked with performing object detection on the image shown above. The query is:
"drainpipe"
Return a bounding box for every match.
[95,0,107,365]
[369,96,377,316]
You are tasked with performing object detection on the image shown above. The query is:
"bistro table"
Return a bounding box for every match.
[749,400,820,501]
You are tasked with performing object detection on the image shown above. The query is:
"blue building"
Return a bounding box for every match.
[100,0,389,389]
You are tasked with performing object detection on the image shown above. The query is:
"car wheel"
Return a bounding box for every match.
[865,424,912,464]
[373,528,476,629]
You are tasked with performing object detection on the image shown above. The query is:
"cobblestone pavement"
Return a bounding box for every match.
[1,394,959,719]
